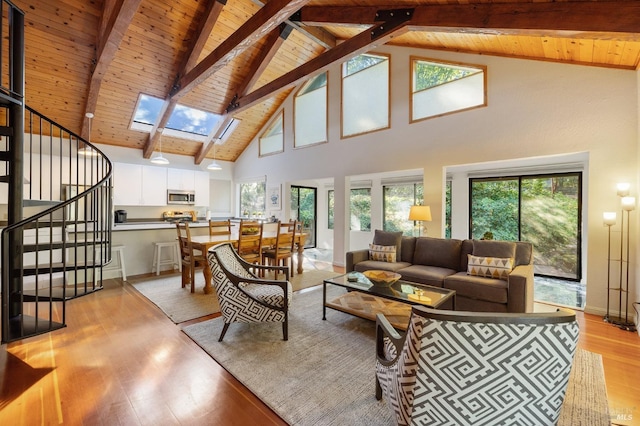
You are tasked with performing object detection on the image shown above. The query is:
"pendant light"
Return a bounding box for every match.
[207,139,222,171]
[78,112,99,156]
[150,129,169,165]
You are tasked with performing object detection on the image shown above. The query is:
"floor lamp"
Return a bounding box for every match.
[409,205,432,237]
[613,195,637,331]
[602,211,616,323]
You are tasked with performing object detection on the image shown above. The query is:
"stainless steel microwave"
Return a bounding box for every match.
[167,189,195,205]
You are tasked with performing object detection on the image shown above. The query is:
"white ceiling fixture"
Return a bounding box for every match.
[78,112,99,156]
[150,129,170,165]
[207,139,222,171]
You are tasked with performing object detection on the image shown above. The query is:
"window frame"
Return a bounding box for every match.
[130,93,225,142]
[341,53,391,139]
[259,111,285,157]
[409,56,487,124]
[294,72,328,149]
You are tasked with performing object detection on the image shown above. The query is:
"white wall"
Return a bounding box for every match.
[233,45,639,318]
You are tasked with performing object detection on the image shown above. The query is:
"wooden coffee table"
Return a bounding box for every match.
[323,272,456,330]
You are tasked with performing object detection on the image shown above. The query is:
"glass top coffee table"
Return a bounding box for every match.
[323,272,456,330]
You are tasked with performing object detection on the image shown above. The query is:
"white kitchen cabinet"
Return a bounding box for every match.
[113,163,168,206]
[141,166,168,205]
[113,163,143,205]
[167,168,194,191]
[194,171,210,207]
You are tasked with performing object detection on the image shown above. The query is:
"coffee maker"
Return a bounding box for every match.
[114,210,127,223]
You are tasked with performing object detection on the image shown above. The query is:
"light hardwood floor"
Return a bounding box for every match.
[1,263,639,425]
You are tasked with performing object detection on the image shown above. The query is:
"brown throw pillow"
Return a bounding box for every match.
[373,230,403,255]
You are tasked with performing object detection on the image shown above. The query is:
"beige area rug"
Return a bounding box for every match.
[183,285,610,426]
[132,269,338,324]
[131,273,219,323]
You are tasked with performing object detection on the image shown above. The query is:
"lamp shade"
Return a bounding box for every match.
[617,182,631,197]
[621,196,636,211]
[603,212,617,226]
[150,154,169,165]
[409,205,432,222]
[207,160,222,171]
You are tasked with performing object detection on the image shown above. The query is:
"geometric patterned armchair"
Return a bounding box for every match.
[208,242,292,342]
[376,306,579,426]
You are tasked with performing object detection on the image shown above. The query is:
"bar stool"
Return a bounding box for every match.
[104,245,127,281]
[152,241,181,275]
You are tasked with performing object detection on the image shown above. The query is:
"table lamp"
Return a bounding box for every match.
[409,205,432,236]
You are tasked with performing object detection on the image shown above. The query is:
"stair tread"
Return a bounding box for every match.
[22,240,108,252]
[22,285,103,301]
[7,314,65,341]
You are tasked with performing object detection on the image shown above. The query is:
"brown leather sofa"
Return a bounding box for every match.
[346,230,534,313]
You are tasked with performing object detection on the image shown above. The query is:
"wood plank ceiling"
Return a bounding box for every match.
[14,0,640,165]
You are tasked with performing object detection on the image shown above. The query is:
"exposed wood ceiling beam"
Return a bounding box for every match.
[228,10,413,115]
[250,0,336,49]
[143,0,226,159]
[81,0,141,140]
[194,24,292,164]
[295,3,640,39]
[169,0,312,101]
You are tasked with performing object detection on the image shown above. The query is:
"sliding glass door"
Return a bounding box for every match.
[470,173,582,281]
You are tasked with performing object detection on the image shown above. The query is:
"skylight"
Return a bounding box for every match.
[131,94,223,141]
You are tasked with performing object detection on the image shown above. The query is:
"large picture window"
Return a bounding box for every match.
[350,188,371,231]
[383,180,423,236]
[295,73,327,148]
[342,54,389,138]
[239,181,266,218]
[470,173,582,281]
[411,57,486,122]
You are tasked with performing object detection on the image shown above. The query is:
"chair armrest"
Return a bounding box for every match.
[346,249,370,272]
[507,263,534,313]
[375,313,405,367]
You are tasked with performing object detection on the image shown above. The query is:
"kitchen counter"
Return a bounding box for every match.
[112,221,211,231]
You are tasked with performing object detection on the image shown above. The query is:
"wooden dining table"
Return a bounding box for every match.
[189,231,307,294]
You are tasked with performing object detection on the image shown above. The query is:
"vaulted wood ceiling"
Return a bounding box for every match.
[15,0,640,165]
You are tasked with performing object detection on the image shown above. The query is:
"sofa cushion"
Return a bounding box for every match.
[400,236,416,263]
[472,239,516,259]
[413,237,462,271]
[514,242,533,267]
[354,260,411,273]
[467,254,514,281]
[373,230,403,255]
[444,272,508,304]
[397,264,456,287]
[369,244,396,262]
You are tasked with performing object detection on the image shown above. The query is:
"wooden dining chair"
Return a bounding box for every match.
[236,220,264,270]
[209,219,232,238]
[262,220,297,279]
[176,222,207,293]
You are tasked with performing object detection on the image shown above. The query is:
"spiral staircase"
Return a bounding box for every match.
[0,1,113,344]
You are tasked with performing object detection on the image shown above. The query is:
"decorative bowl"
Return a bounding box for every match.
[363,270,401,287]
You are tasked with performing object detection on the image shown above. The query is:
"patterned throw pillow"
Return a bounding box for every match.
[467,254,514,280]
[369,244,397,263]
